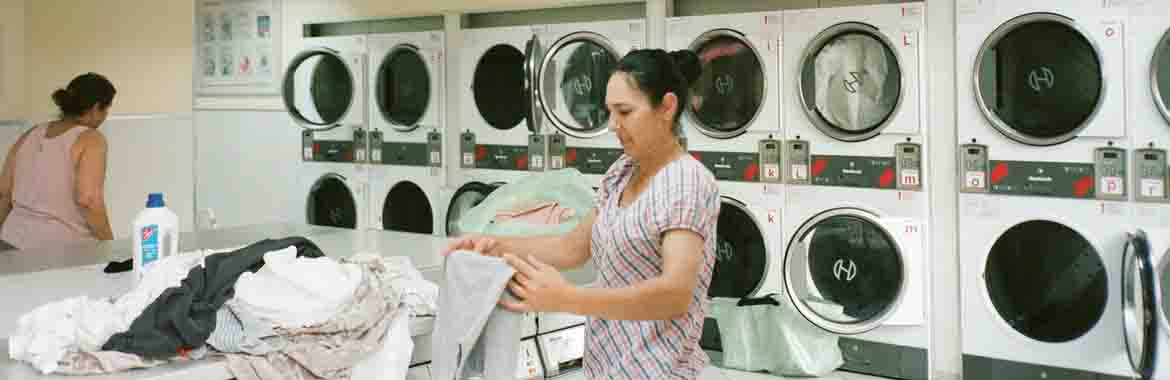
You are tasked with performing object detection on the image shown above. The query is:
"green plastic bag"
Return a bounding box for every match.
[708,295,844,376]
[456,169,596,237]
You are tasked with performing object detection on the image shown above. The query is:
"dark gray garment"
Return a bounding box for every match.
[432,251,523,380]
[102,237,324,359]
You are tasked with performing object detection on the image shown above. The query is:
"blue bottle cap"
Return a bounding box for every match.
[146,193,165,208]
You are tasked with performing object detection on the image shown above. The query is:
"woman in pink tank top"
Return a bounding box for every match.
[0,73,116,250]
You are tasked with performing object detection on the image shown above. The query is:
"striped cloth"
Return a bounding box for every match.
[584,153,720,379]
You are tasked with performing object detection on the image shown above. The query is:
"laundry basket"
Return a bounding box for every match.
[707,294,844,377]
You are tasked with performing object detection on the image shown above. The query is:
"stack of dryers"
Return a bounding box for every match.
[1127,1,1170,378]
[283,35,371,230]
[956,1,1139,379]
[781,3,928,379]
[663,10,786,360]
[443,22,546,238]
[367,29,446,237]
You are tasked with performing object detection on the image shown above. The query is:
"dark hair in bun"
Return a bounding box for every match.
[615,49,701,135]
[52,73,116,118]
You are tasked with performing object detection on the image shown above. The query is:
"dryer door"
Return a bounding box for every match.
[1123,229,1158,379]
[709,196,768,299]
[283,48,358,131]
[383,181,433,234]
[974,13,1105,146]
[445,182,500,237]
[784,208,922,334]
[700,196,770,351]
[985,220,1107,343]
[524,34,544,134]
[798,22,903,142]
[1152,28,1170,126]
[306,173,358,229]
[687,29,768,140]
[376,44,432,132]
[538,31,620,138]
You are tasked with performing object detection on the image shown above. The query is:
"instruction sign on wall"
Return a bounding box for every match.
[194,0,282,96]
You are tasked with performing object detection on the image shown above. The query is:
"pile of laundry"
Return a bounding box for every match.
[8,237,438,380]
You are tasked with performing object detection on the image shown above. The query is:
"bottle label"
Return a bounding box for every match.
[140,224,160,268]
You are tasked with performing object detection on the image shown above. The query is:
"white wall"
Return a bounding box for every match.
[193,110,299,229]
[102,115,196,238]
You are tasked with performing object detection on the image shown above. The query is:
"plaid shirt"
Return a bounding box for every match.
[583,154,720,380]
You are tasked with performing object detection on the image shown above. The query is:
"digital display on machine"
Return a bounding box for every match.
[903,147,916,153]
[1103,152,1118,159]
[1146,153,1161,161]
[793,144,803,150]
[968,148,981,155]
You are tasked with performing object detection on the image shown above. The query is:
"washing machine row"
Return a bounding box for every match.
[277,3,931,379]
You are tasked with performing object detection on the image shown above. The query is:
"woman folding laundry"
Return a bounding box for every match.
[0,73,116,249]
[444,49,720,379]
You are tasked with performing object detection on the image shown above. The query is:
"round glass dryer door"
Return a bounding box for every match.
[985,220,1107,343]
[539,31,620,138]
[306,174,357,229]
[1153,28,1170,125]
[708,197,768,299]
[799,23,902,142]
[784,209,904,334]
[283,49,356,130]
[688,30,767,139]
[377,45,431,131]
[1122,230,1157,378]
[473,44,529,131]
[975,13,1104,146]
[446,182,500,237]
[383,181,433,234]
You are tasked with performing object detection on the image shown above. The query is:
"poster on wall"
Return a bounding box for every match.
[194,0,282,96]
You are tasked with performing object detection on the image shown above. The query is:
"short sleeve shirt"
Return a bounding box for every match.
[583,153,721,379]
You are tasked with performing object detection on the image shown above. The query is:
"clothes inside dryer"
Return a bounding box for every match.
[985,220,1107,343]
[709,198,767,299]
[789,214,902,329]
[306,174,357,229]
[286,52,354,126]
[473,44,527,130]
[377,46,430,129]
[977,16,1102,144]
[800,25,901,140]
[383,181,434,234]
[446,182,501,237]
[689,33,765,137]
[543,38,617,136]
[1154,29,1170,122]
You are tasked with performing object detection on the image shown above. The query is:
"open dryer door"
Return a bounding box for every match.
[1153,28,1170,126]
[306,174,358,229]
[700,196,769,351]
[376,44,432,131]
[798,22,904,142]
[1123,229,1158,379]
[538,31,620,138]
[382,181,434,234]
[524,34,544,134]
[283,48,359,131]
[974,13,1107,146]
[445,182,501,237]
[784,208,923,335]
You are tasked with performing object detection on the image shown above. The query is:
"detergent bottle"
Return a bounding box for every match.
[132,193,179,282]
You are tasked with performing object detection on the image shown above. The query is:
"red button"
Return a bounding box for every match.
[990,162,1009,184]
[1074,176,1094,197]
[744,163,759,181]
[566,149,578,163]
[516,155,528,170]
[879,168,895,188]
[811,159,828,178]
[476,146,488,160]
